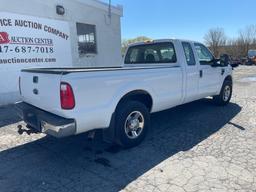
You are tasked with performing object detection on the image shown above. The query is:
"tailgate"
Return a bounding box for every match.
[20,71,62,115]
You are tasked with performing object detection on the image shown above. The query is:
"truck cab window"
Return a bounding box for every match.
[76,23,97,55]
[194,43,214,65]
[129,49,139,63]
[125,42,177,64]
[144,49,160,62]
[182,42,196,66]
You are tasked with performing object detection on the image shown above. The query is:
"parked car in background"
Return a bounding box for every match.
[231,58,241,66]
[220,54,240,68]
[240,57,248,65]
[16,39,235,148]
[248,50,256,65]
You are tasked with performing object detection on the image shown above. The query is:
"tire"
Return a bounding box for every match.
[115,100,150,148]
[213,80,232,106]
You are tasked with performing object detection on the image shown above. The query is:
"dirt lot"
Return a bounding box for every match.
[0,66,256,192]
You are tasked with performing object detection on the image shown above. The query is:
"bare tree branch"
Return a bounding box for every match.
[204,28,227,57]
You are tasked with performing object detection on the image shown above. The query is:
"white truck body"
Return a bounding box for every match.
[17,39,233,146]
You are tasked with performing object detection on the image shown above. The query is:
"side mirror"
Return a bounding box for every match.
[211,59,221,67]
[220,54,230,67]
[220,60,228,66]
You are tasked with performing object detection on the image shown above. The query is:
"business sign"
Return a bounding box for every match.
[0,12,72,65]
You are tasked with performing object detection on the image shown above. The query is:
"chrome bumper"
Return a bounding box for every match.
[16,102,76,138]
[41,121,76,138]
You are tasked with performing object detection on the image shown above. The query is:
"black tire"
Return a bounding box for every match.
[213,80,232,106]
[115,100,150,148]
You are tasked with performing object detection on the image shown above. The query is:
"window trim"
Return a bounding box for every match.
[76,22,97,55]
[124,42,177,65]
[182,42,196,66]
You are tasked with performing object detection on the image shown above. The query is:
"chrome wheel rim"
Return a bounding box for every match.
[124,111,145,139]
[223,85,231,101]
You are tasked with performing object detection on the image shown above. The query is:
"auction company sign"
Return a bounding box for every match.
[0,12,72,65]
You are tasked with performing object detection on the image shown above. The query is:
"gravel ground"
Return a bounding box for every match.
[0,66,255,192]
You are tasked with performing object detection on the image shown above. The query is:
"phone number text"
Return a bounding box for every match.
[0,45,54,54]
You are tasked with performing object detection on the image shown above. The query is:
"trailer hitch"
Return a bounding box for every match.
[17,125,39,135]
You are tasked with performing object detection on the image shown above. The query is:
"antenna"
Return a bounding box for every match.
[108,0,112,18]
[105,0,112,25]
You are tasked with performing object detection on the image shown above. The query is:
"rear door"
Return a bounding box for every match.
[124,41,183,110]
[194,43,222,97]
[20,71,63,115]
[181,41,200,103]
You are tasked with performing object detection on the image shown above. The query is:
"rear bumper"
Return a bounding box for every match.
[15,102,76,138]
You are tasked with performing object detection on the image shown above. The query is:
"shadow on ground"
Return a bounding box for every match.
[0,99,242,192]
[0,104,21,128]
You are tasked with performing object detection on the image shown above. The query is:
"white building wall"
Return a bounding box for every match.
[0,0,123,105]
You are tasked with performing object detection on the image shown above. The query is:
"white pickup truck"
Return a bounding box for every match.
[16,39,235,148]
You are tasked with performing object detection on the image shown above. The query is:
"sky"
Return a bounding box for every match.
[102,0,256,42]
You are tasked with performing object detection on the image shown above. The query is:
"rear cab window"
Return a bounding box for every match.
[125,42,177,64]
[182,42,196,66]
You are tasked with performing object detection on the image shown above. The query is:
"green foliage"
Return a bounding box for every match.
[121,36,151,55]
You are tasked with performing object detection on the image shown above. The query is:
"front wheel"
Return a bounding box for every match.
[115,101,150,148]
[213,80,233,106]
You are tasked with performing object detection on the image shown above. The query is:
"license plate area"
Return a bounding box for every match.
[24,111,41,132]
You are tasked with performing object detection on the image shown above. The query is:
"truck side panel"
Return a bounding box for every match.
[61,67,183,134]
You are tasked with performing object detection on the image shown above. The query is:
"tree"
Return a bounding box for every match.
[224,39,245,58]
[121,36,151,55]
[238,25,256,55]
[204,28,227,57]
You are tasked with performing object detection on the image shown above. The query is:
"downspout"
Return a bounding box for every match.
[105,0,112,25]
[108,0,112,18]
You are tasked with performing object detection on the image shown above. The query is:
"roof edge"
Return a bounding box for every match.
[75,0,123,16]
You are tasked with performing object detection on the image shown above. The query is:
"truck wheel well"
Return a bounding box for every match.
[117,90,153,112]
[224,75,232,83]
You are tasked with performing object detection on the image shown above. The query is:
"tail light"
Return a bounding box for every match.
[60,82,75,110]
[18,76,22,95]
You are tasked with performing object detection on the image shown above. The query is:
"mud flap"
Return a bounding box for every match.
[102,112,116,144]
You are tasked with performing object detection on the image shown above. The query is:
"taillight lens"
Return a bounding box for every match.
[60,82,75,110]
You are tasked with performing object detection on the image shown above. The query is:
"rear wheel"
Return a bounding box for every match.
[213,80,232,106]
[115,101,150,148]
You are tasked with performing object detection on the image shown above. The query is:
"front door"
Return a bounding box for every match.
[194,43,222,98]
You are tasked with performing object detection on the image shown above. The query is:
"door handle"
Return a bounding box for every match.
[221,69,225,75]
[199,70,203,78]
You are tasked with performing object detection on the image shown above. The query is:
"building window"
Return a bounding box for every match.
[76,23,97,54]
